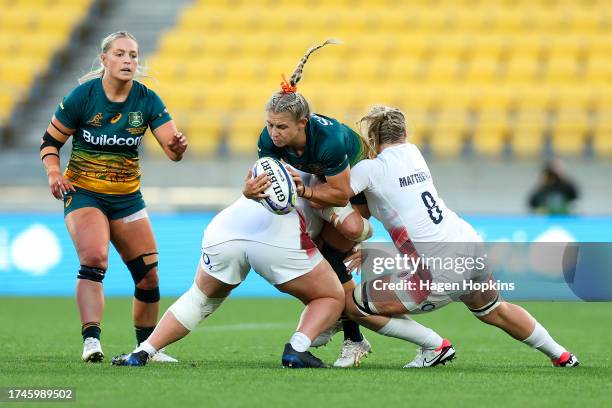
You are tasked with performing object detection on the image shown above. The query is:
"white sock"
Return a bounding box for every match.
[289,332,312,352]
[378,316,443,349]
[522,321,565,359]
[135,341,157,357]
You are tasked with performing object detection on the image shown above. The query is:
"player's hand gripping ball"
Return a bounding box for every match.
[252,157,296,214]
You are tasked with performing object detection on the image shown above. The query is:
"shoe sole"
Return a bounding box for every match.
[282,364,329,368]
[554,359,579,368]
[148,358,179,363]
[430,347,455,367]
[282,360,329,368]
[83,351,104,363]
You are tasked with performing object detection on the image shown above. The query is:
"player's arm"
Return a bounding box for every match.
[305,167,352,207]
[300,131,353,206]
[324,161,375,242]
[40,116,75,200]
[151,120,187,161]
[349,160,374,197]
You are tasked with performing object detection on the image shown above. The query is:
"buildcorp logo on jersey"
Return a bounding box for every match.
[82,129,143,147]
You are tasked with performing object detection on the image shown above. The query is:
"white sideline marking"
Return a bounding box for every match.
[194,322,294,332]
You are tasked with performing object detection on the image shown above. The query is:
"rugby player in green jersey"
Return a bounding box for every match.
[39,31,187,363]
[244,40,374,367]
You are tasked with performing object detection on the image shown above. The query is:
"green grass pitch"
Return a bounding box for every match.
[0,297,610,407]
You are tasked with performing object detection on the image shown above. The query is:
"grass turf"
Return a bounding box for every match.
[0,298,610,408]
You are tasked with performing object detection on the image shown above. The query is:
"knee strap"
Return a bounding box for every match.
[354,218,372,242]
[126,252,158,284]
[134,286,160,303]
[168,283,226,331]
[352,283,377,316]
[469,292,502,317]
[77,265,106,282]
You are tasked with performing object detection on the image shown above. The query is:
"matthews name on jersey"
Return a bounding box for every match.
[54,78,171,194]
[350,144,476,249]
[258,113,366,178]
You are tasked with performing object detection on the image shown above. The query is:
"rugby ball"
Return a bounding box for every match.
[252,157,296,215]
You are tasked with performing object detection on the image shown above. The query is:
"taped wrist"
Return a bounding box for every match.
[314,203,354,227]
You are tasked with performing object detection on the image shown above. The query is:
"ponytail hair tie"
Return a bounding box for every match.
[280,74,297,94]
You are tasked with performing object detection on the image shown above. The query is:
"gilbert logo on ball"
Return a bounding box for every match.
[252,157,296,215]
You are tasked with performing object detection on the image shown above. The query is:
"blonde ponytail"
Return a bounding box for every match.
[286,38,341,90]
[267,39,341,121]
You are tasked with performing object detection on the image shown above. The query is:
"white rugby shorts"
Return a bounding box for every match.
[200,240,324,285]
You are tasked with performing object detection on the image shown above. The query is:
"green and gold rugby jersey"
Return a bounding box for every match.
[257,113,366,178]
[54,78,171,194]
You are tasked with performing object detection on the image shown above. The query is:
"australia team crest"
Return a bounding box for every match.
[128,111,144,127]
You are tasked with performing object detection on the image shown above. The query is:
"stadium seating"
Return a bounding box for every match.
[0,0,93,127]
[145,0,612,158]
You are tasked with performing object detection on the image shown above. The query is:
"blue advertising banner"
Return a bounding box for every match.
[0,213,610,298]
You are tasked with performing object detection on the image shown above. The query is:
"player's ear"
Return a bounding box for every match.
[298,116,308,129]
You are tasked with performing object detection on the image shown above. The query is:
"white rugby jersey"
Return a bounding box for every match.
[351,143,471,248]
[202,195,315,251]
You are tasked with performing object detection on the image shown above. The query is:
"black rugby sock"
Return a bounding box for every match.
[135,326,155,345]
[342,319,364,342]
[82,322,101,341]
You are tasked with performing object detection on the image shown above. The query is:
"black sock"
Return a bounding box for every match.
[82,322,101,341]
[320,243,352,284]
[342,319,363,342]
[135,326,155,345]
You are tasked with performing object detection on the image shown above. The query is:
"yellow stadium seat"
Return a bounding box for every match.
[552,134,586,156]
[228,119,262,155]
[0,0,92,123]
[566,8,602,33]
[584,58,612,84]
[186,120,222,155]
[512,122,546,157]
[463,58,500,84]
[426,58,461,83]
[544,59,578,83]
[430,116,466,157]
[555,87,593,109]
[552,123,589,156]
[144,0,612,157]
[593,120,612,157]
[593,134,612,157]
[430,133,464,158]
[502,59,539,83]
[474,125,508,156]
